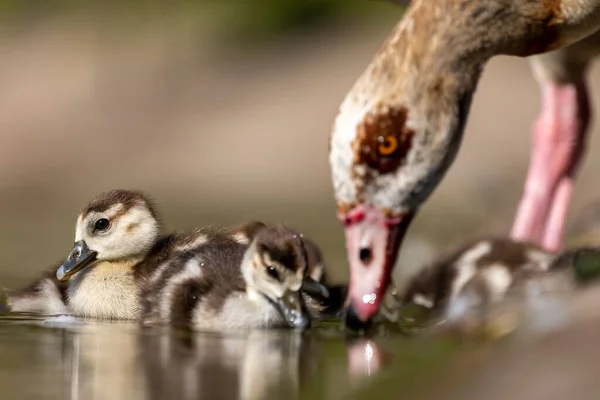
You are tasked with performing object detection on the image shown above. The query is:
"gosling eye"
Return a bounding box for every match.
[94,218,110,232]
[265,266,280,281]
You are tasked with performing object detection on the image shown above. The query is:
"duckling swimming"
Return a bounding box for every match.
[4,264,69,315]
[229,221,347,319]
[399,237,556,322]
[142,224,316,331]
[4,189,162,315]
[5,189,222,318]
[425,245,600,339]
[57,189,164,319]
[398,234,600,333]
[4,189,330,327]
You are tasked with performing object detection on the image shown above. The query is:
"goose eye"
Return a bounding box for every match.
[266,266,280,281]
[94,218,110,231]
[377,135,398,156]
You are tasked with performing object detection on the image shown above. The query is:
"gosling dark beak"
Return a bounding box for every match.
[301,276,330,300]
[273,290,311,330]
[56,240,98,282]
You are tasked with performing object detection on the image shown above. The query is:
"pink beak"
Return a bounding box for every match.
[339,204,414,330]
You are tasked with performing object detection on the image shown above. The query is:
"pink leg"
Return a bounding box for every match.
[510,81,590,251]
[542,177,575,250]
[542,81,590,250]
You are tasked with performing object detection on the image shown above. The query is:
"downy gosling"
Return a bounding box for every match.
[4,190,330,327]
[7,189,167,318]
[142,224,321,331]
[400,236,600,325]
[400,237,556,322]
[229,220,346,319]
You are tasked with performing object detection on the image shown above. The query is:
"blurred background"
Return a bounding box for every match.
[2,0,600,289]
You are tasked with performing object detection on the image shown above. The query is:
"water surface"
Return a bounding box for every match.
[0,313,465,400]
[2,307,599,400]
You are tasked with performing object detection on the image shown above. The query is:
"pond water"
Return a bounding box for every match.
[0,313,469,400]
[2,298,600,400]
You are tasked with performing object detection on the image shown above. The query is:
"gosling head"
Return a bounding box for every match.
[241,226,325,330]
[56,189,161,282]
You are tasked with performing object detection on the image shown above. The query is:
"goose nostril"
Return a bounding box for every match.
[71,251,80,259]
[359,248,373,264]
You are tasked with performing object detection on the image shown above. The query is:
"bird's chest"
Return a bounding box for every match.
[67,262,140,320]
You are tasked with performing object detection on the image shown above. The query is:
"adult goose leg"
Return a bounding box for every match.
[511,32,600,251]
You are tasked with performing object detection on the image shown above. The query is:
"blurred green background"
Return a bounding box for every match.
[1,0,600,291]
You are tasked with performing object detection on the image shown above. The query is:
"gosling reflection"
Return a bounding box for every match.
[14,316,321,400]
[139,329,319,400]
[64,321,148,400]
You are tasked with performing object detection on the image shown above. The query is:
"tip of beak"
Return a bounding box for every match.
[56,266,67,282]
[345,303,374,332]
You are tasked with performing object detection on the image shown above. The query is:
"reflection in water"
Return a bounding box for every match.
[0,315,415,400]
[0,316,331,400]
[2,282,600,399]
[139,328,319,400]
[70,322,147,400]
[347,339,390,385]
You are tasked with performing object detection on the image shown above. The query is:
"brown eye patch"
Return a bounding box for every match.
[353,105,415,175]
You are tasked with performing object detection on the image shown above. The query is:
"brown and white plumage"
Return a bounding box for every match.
[4,189,163,316]
[142,225,316,331]
[399,235,600,328]
[328,0,600,329]
[400,237,556,321]
[4,190,217,319]
[4,264,69,315]
[384,1,600,253]
[7,190,326,326]
[56,190,171,319]
[230,221,347,318]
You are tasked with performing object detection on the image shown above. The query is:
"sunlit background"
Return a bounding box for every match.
[3,2,600,399]
[2,0,600,289]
